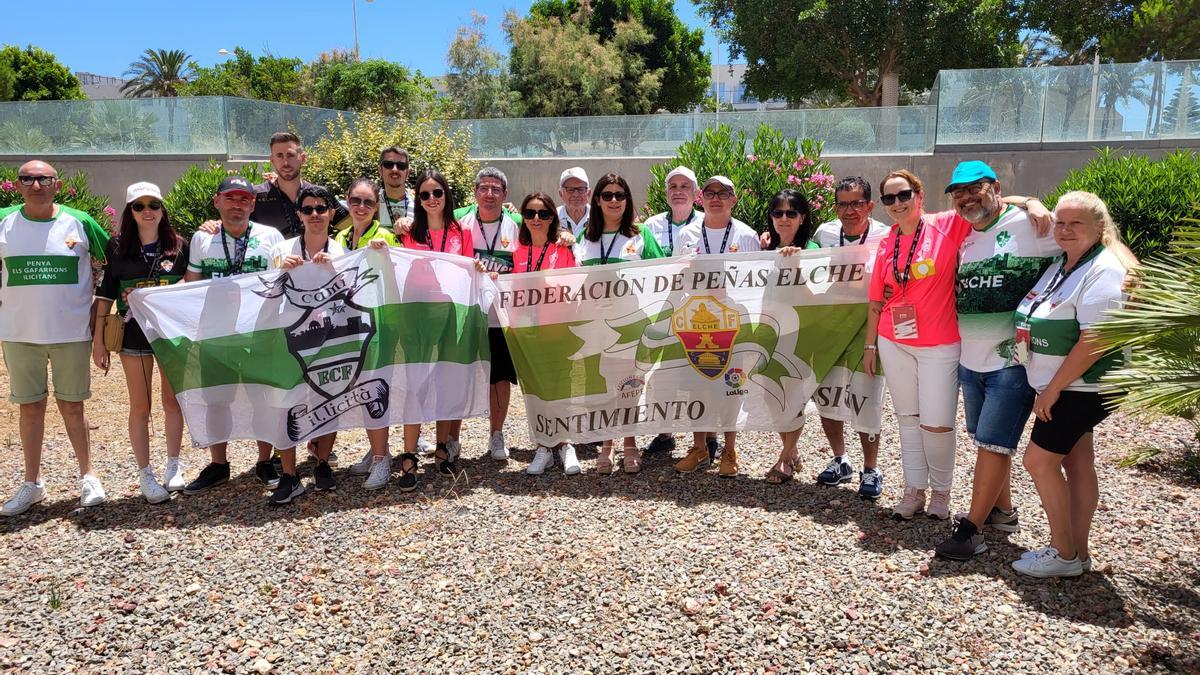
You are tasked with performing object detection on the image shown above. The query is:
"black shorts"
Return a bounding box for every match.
[488,327,517,385]
[1030,390,1116,455]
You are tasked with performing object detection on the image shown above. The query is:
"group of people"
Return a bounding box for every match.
[0,131,1133,580]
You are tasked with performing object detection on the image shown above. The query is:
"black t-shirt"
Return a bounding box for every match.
[251,180,350,238]
[97,237,189,351]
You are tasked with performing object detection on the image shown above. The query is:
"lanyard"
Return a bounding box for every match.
[599,232,621,265]
[427,227,450,253]
[702,222,733,254]
[667,211,696,254]
[301,237,330,261]
[482,213,503,256]
[839,225,868,247]
[350,222,374,250]
[527,243,551,272]
[890,219,924,292]
[382,189,410,223]
[220,226,250,276]
[1024,244,1101,318]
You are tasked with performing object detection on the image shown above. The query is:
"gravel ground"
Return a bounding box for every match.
[0,361,1197,674]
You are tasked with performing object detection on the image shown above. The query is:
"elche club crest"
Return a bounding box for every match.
[671,295,740,379]
[256,268,389,442]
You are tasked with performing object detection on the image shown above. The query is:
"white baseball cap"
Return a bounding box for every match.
[702,175,735,192]
[559,167,589,187]
[126,181,163,204]
[664,166,698,189]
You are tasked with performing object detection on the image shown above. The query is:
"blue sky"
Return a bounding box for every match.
[2,1,721,79]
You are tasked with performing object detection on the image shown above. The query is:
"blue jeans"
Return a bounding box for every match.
[959,364,1035,455]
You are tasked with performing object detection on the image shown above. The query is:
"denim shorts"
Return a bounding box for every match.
[959,364,1035,455]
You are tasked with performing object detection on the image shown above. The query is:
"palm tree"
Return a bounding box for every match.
[1098,63,1153,138]
[121,49,194,147]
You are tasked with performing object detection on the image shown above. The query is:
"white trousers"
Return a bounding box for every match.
[878,338,960,491]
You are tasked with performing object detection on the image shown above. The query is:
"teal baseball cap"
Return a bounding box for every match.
[945,161,997,193]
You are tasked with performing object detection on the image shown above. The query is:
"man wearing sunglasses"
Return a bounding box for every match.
[1,161,112,515]
[379,145,416,232]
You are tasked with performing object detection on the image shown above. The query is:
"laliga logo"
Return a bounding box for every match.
[724,368,748,396]
[256,268,389,442]
[672,295,740,380]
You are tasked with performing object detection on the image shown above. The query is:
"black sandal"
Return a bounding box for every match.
[396,453,419,492]
[434,442,458,476]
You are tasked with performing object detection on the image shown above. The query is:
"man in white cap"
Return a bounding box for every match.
[641,166,701,257]
[557,167,590,236]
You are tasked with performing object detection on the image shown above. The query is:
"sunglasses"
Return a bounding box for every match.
[380,160,409,171]
[949,180,993,199]
[599,191,627,202]
[880,189,915,206]
[348,197,377,208]
[522,208,554,220]
[298,204,331,215]
[702,189,734,200]
[418,188,444,200]
[835,199,870,210]
[130,202,163,212]
[17,175,56,187]
[771,209,800,219]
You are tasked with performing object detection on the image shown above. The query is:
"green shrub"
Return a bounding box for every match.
[643,124,837,233]
[304,110,479,209]
[1044,148,1200,260]
[162,160,266,238]
[0,166,114,231]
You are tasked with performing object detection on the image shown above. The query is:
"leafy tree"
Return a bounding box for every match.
[694,0,1020,107]
[308,58,437,114]
[1020,0,1137,54]
[181,47,304,103]
[446,12,521,118]
[0,45,85,101]
[0,58,14,102]
[1108,0,1200,61]
[531,0,709,111]
[121,49,194,97]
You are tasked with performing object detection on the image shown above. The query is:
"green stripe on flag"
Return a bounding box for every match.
[504,322,606,401]
[302,340,364,367]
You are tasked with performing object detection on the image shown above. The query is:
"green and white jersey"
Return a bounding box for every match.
[573,228,665,266]
[456,204,522,273]
[187,222,283,279]
[956,206,1061,372]
[0,205,110,344]
[1014,246,1125,393]
[641,209,701,256]
[676,218,762,255]
[806,218,889,249]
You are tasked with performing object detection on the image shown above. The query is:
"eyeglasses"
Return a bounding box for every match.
[348,197,377,208]
[476,185,504,195]
[298,204,331,215]
[949,180,993,199]
[599,191,627,202]
[835,199,870,210]
[561,186,588,195]
[17,175,56,187]
[880,189,915,206]
[702,189,734,200]
[522,208,554,220]
[130,202,163,212]
[770,209,800,219]
[418,188,445,200]
[380,160,409,171]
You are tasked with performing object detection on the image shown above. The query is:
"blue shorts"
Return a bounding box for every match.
[959,364,1035,455]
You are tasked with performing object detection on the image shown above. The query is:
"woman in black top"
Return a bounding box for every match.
[91,182,189,504]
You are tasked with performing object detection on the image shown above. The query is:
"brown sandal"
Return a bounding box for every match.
[595,443,616,475]
[765,457,797,485]
[622,444,642,474]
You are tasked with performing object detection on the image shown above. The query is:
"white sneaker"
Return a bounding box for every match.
[559,444,581,475]
[1011,547,1083,578]
[138,467,170,504]
[489,431,509,460]
[363,454,391,490]
[163,457,186,492]
[527,446,554,475]
[416,437,437,457]
[1020,546,1092,572]
[349,447,375,476]
[1,481,46,516]
[79,474,107,507]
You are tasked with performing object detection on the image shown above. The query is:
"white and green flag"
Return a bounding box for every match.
[128,248,491,449]
[491,247,883,446]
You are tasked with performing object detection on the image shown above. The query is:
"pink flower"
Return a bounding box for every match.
[104,206,115,215]
[67,186,77,197]
[0,180,12,192]
[746,154,758,162]
[792,161,803,171]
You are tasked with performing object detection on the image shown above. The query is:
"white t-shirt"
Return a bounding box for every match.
[0,206,108,344]
[1014,246,1125,393]
[187,222,284,279]
[641,210,701,256]
[808,218,889,248]
[573,229,663,266]
[558,204,589,237]
[956,206,1061,372]
[676,218,762,255]
[457,205,520,273]
[271,236,348,266]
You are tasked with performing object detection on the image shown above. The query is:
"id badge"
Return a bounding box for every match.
[891,304,919,340]
[1013,321,1031,365]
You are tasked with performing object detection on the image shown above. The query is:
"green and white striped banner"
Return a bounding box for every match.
[491,247,883,446]
[128,248,491,449]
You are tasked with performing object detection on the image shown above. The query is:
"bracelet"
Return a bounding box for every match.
[864,344,877,350]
